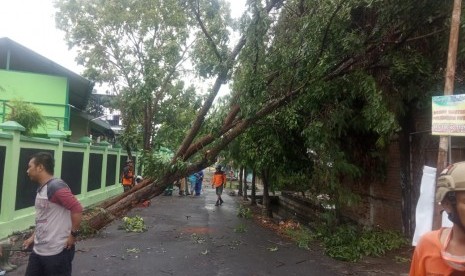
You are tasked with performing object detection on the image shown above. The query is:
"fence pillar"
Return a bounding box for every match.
[97,141,111,190]
[79,136,92,196]
[48,130,68,178]
[113,144,123,186]
[0,121,25,221]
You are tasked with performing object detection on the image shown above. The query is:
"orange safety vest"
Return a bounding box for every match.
[122,167,134,186]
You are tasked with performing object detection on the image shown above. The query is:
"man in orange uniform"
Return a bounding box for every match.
[121,160,134,192]
[211,165,226,206]
[409,162,465,275]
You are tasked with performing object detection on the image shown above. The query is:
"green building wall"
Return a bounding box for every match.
[0,69,69,134]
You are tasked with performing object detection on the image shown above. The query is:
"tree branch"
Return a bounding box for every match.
[312,0,348,68]
[173,0,284,161]
[182,80,307,161]
[404,28,447,43]
[188,0,223,62]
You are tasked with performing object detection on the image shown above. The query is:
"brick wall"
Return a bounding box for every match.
[341,142,403,231]
[340,108,465,233]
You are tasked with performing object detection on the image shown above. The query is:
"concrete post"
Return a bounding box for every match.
[48,130,68,178]
[0,121,25,222]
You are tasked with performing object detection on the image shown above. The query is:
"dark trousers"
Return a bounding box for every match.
[25,247,75,276]
[195,181,202,195]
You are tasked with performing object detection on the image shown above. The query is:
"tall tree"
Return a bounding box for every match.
[55,0,197,151]
[58,0,457,233]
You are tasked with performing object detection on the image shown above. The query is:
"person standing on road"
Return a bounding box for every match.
[121,159,135,192]
[179,177,187,196]
[409,162,465,275]
[211,165,226,206]
[188,173,197,196]
[195,170,204,196]
[23,152,83,276]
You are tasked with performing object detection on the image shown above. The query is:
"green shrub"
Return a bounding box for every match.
[317,224,408,262]
[6,99,45,135]
[359,229,407,256]
[237,205,252,219]
[283,227,314,249]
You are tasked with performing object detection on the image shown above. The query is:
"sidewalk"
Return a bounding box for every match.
[7,185,408,275]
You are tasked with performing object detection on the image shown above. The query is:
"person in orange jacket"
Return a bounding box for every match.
[409,162,465,275]
[211,165,226,206]
[121,160,134,192]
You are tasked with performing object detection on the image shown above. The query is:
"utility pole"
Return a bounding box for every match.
[433,0,462,230]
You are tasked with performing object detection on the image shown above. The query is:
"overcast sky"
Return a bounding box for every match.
[0,0,246,76]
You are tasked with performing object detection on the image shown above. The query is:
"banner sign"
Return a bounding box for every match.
[432,94,465,136]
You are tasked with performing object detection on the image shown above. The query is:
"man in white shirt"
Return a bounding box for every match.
[23,152,83,276]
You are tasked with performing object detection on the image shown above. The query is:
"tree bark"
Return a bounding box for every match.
[242,168,248,201]
[143,100,153,150]
[251,169,257,206]
[99,178,152,209]
[237,166,243,196]
[398,110,414,236]
[262,168,273,218]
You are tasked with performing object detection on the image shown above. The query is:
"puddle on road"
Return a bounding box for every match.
[205,205,216,211]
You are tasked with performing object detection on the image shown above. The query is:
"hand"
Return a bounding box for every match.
[23,237,34,250]
[65,235,76,250]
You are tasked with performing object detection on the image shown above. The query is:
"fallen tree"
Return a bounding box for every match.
[68,0,453,235]
[78,0,287,232]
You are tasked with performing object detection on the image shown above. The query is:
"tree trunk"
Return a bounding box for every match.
[174,0,284,161]
[237,166,243,196]
[262,168,273,218]
[82,169,185,231]
[76,0,416,234]
[125,146,133,162]
[251,169,257,206]
[99,178,152,209]
[398,111,413,236]
[242,168,248,201]
[83,158,215,231]
[143,101,153,150]
[76,0,299,233]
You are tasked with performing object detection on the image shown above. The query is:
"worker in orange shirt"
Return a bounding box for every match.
[409,162,465,275]
[121,160,134,192]
[211,165,226,206]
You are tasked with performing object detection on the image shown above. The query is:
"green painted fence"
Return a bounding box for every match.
[0,121,135,239]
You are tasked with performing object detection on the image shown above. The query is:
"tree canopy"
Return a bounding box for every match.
[55,0,462,231]
[223,0,454,211]
[55,0,226,151]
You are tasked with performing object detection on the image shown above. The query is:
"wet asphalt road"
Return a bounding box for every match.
[8,184,351,276]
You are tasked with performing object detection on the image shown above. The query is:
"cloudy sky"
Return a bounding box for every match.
[0,0,80,71]
[0,0,246,75]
